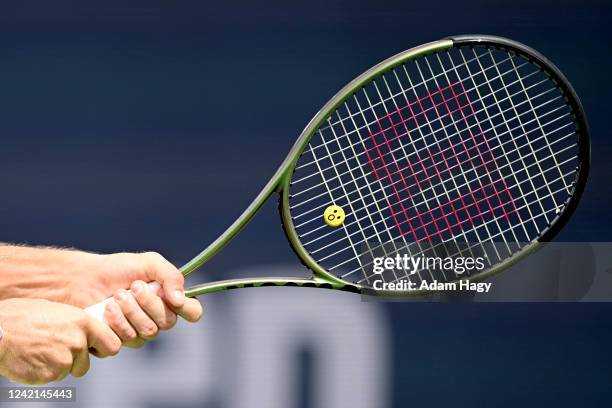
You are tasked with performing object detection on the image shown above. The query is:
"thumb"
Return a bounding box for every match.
[141,252,186,308]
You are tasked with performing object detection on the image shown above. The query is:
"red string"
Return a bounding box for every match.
[365,81,517,242]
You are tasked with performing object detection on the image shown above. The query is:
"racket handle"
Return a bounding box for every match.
[84,282,162,323]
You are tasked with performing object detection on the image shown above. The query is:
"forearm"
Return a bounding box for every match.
[0,244,99,303]
[0,304,6,377]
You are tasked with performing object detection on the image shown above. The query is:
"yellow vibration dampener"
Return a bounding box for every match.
[324,205,345,228]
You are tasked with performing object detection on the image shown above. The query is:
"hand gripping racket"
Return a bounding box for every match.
[86,35,590,319]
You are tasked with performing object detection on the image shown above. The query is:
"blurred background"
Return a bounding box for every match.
[1,1,611,406]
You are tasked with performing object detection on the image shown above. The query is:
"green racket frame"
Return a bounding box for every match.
[181,35,589,297]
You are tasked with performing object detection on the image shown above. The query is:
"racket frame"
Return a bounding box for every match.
[183,36,590,297]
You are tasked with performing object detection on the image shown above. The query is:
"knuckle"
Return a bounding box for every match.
[140,323,158,338]
[70,337,87,353]
[131,279,146,288]
[110,319,131,341]
[41,370,58,383]
[109,339,122,356]
[144,251,163,263]
[76,311,90,328]
[134,290,154,307]
[60,357,74,370]
[159,314,177,330]
[120,299,138,318]
[123,327,137,341]
[114,289,125,299]
[105,310,121,327]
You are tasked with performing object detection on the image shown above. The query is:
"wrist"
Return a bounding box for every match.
[62,252,111,308]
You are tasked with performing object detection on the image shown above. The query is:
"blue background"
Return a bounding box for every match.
[0,1,611,406]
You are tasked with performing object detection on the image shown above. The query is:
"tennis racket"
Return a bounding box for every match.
[86,35,590,319]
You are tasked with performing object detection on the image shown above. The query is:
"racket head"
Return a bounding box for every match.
[280,35,590,295]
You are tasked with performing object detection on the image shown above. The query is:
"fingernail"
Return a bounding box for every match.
[115,290,127,302]
[174,290,184,302]
[133,282,144,295]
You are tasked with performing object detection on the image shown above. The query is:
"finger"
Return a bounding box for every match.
[172,297,204,323]
[85,316,122,358]
[56,364,71,382]
[131,280,177,331]
[142,252,186,308]
[114,288,159,340]
[103,301,138,344]
[123,337,146,349]
[71,349,90,378]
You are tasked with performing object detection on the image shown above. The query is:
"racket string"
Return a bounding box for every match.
[291,75,557,201]
[354,175,575,284]
[319,157,576,270]
[410,56,503,261]
[306,143,366,280]
[294,60,537,181]
[505,50,568,195]
[297,57,573,222]
[296,139,573,282]
[294,106,574,234]
[302,49,514,158]
[305,145,576,261]
[289,44,582,286]
[329,89,428,283]
[410,56,512,258]
[464,47,551,232]
[324,115,404,283]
